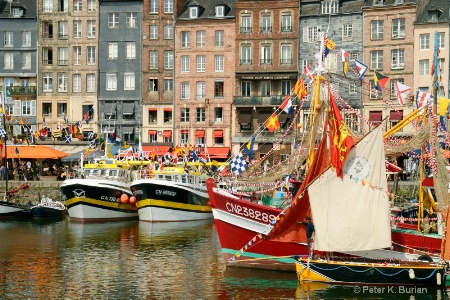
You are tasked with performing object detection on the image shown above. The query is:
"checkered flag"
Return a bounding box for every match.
[0,128,6,137]
[88,132,94,140]
[229,153,248,175]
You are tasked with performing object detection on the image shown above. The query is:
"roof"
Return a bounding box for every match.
[178,0,235,20]
[300,0,364,16]
[4,145,68,159]
[363,0,417,8]
[415,0,449,24]
[0,0,37,19]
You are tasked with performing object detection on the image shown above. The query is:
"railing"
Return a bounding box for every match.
[239,59,252,65]
[8,86,37,95]
[58,60,68,66]
[240,27,252,33]
[234,95,285,106]
[260,27,272,33]
[260,59,272,65]
[42,34,53,38]
[281,26,292,32]
[42,59,52,65]
[58,34,68,39]
[280,59,293,64]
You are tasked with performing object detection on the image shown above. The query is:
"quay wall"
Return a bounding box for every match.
[0,177,63,206]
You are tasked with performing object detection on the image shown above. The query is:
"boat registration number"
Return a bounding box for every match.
[226,202,276,224]
[101,196,119,202]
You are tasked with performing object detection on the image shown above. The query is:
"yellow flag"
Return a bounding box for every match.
[439,97,450,117]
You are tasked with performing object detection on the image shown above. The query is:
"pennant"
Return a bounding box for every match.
[416,90,433,109]
[123,141,131,149]
[354,59,368,79]
[395,82,411,105]
[279,95,292,114]
[15,146,19,155]
[292,78,307,100]
[374,71,389,91]
[341,49,350,62]
[439,97,450,131]
[303,63,314,82]
[229,153,248,175]
[265,113,280,132]
[343,61,348,78]
[244,137,255,161]
[328,93,355,178]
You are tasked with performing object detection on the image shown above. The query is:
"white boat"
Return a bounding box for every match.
[30,196,66,218]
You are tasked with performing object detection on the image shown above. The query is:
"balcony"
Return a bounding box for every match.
[260,59,272,65]
[239,59,252,65]
[58,34,68,39]
[8,86,37,95]
[234,95,285,106]
[280,59,293,65]
[260,27,272,33]
[240,27,252,33]
[57,60,68,66]
[281,26,292,32]
[42,59,53,65]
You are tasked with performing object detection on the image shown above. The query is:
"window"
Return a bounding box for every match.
[438,32,445,49]
[12,8,23,17]
[304,26,321,42]
[70,47,79,66]
[392,49,404,69]
[181,32,190,48]
[127,13,137,28]
[82,105,94,121]
[164,109,172,123]
[350,52,358,61]
[392,19,405,38]
[181,56,190,72]
[59,21,68,39]
[148,131,157,143]
[150,0,158,13]
[124,73,135,90]
[261,81,271,96]
[58,47,68,65]
[106,73,117,91]
[196,55,205,72]
[21,100,35,116]
[87,20,96,38]
[215,107,223,122]
[87,46,95,65]
[280,44,292,64]
[215,81,224,98]
[369,81,382,99]
[241,14,252,33]
[43,0,53,12]
[149,51,158,69]
[343,24,353,40]
[22,53,31,69]
[321,0,339,14]
[42,103,52,118]
[150,25,158,40]
[420,33,430,50]
[108,43,118,60]
[126,43,136,59]
[43,47,53,65]
[164,51,173,69]
[58,73,68,92]
[281,12,292,32]
[214,130,223,144]
[43,73,52,92]
[196,107,205,122]
[4,53,13,69]
[43,21,53,38]
[59,0,68,12]
[22,32,31,47]
[419,59,429,75]
[164,79,173,92]
[73,20,82,38]
[344,112,358,132]
[149,78,158,92]
[281,80,291,95]
[241,81,251,96]
[180,108,190,122]
[240,45,252,65]
[216,5,224,17]
[261,14,272,33]
[370,50,383,69]
[57,103,67,117]
[73,74,81,93]
[349,82,358,94]
[371,20,384,40]
[164,0,173,13]
[196,81,205,99]
[164,24,174,39]
[181,82,190,99]
[189,7,198,18]
[197,31,206,47]
[87,74,95,92]
[260,44,272,64]
[108,13,119,28]
[87,0,96,12]
[215,55,224,72]
[73,0,82,12]
[390,78,404,99]
[215,30,224,47]
[148,109,157,123]
[4,32,13,47]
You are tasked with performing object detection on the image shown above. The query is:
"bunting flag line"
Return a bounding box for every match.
[395,82,411,105]
[229,153,248,175]
[244,137,255,161]
[354,59,368,79]
[303,63,314,82]
[279,95,292,115]
[374,71,389,91]
[439,97,450,132]
[416,90,433,109]
[265,113,280,132]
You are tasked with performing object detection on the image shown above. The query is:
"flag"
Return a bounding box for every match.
[65,135,72,144]
[244,137,255,160]
[76,121,82,131]
[0,128,6,137]
[84,111,90,124]
[431,31,440,81]
[15,147,19,155]
[229,153,248,175]
[25,138,29,146]
[303,63,314,82]
[395,82,411,105]
[439,97,450,131]
[279,95,292,114]
[328,93,355,178]
[324,37,336,58]
[374,71,389,91]
[19,117,25,125]
[73,125,78,135]
[265,113,280,132]
[342,49,350,78]
[66,126,72,135]
[123,141,131,149]
[292,78,307,100]
[355,59,368,79]
[57,122,62,131]
[210,160,219,172]
[64,115,68,123]
[115,136,121,145]
[343,61,348,78]
[416,90,433,109]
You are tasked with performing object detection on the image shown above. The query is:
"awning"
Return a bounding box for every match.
[257,144,273,154]
[238,112,252,124]
[369,112,382,122]
[258,112,272,123]
[195,130,205,137]
[148,130,157,135]
[163,130,172,137]
[52,145,88,154]
[213,130,223,138]
[122,102,135,115]
[3,145,68,159]
[390,111,403,121]
[198,147,230,159]
[142,145,171,156]
[122,127,134,134]
[164,108,172,112]
[148,108,157,111]
[181,129,188,134]
[104,102,116,113]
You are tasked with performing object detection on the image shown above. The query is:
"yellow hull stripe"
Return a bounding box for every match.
[137,198,212,213]
[302,259,444,270]
[296,263,334,282]
[66,197,137,211]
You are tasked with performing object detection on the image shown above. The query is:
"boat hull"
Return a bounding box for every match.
[0,203,30,219]
[60,178,137,222]
[391,228,442,255]
[132,179,212,222]
[295,258,446,286]
[30,206,66,218]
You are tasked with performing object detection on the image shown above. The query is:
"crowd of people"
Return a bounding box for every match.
[0,160,78,181]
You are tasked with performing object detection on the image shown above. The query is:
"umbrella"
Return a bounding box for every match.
[2,145,68,159]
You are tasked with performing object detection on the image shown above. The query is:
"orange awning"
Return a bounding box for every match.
[164,108,172,112]
[3,145,69,159]
[181,129,188,134]
[195,130,205,137]
[213,130,223,138]
[390,111,403,121]
[162,130,172,137]
[142,145,171,156]
[198,147,230,159]
[369,112,382,122]
[148,130,157,135]
[148,108,157,111]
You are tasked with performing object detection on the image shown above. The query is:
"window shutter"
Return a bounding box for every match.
[303,27,308,43]
[13,100,21,116]
[31,100,36,116]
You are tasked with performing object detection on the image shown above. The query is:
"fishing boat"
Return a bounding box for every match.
[29,196,66,218]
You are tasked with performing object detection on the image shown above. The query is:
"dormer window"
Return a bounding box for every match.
[394,0,404,4]
[215,5,224,17]
[12,8,23,17]
[189,6,198,18]
[321,0,339,14]
[373,0,384,5]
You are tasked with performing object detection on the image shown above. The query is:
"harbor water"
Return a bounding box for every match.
[0,217,447,299]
